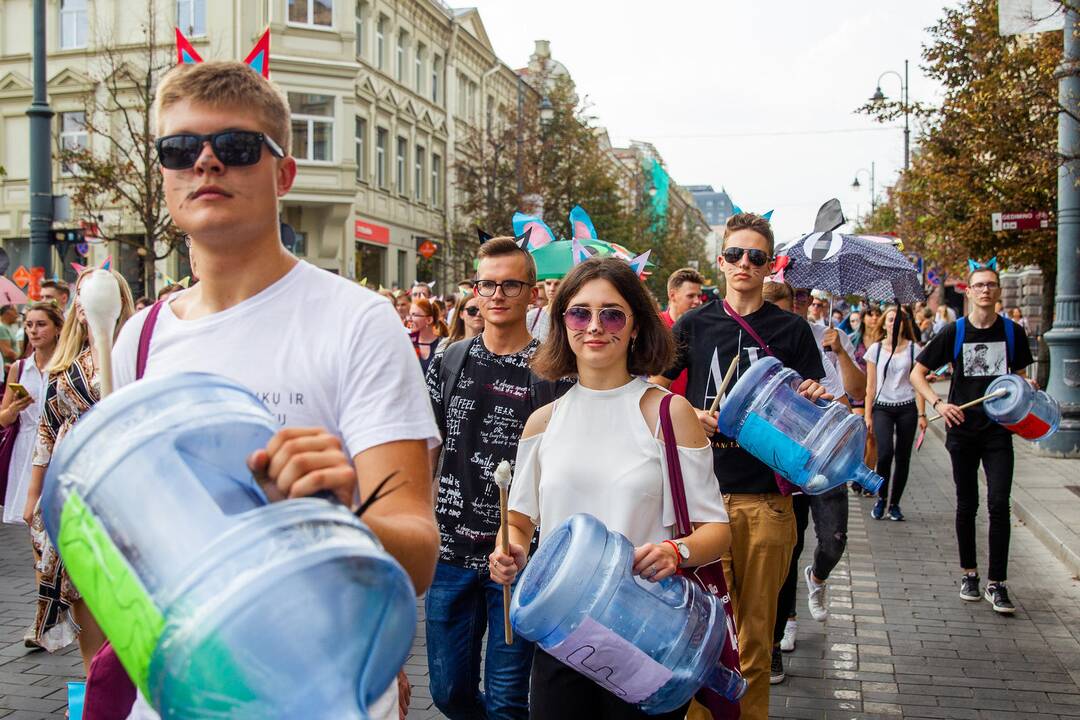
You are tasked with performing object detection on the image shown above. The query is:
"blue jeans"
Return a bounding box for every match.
[425,561,533,720]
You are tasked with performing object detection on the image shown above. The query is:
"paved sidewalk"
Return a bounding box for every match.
[2,426,1079,719]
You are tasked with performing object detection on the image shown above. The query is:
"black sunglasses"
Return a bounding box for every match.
[155,131,285,170]
[722,247,770,267]
[464,306,481,317]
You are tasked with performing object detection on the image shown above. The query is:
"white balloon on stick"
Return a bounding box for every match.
[79,269,121,398]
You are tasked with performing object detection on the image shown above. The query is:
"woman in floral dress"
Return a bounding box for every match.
[22,269,134,671]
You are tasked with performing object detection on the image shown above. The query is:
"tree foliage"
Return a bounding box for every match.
[859,0,1059,279]
[453,74,710,287]
[58,3,183,296]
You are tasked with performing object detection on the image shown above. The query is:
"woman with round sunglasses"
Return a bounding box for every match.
[436,294,484,354]
[489,257,730,720]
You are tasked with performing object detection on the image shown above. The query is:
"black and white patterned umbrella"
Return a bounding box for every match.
[778,199,924,303]
[781,231,924,303]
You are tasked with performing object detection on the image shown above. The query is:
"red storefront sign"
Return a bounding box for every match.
[418,240,438,259]
[354,219,390,245]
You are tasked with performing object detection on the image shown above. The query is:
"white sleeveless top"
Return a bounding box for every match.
[509,377,728,547]
[2,356,47,524]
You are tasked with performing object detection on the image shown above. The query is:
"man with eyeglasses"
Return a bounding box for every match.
[651,213,827,720]
[911,263,1034,615]
[424,237,561,719]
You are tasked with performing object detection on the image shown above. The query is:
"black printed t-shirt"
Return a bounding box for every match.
[663,300,826,494]
[426,336,539,570]
[916,317,1032,439]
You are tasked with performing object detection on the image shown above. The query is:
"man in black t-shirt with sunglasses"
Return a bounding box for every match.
[652,213,826,720]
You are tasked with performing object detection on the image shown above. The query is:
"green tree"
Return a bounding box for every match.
[859,0,1058,282]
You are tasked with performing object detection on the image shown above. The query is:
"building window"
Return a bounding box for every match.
[288,0,333,27]
[60,0,88,49]
[396,30,406,82]
[431,153,441,207]
[354,116,367,182]
[288,93,334,162]
[354,2,365,58]
[176,0,206,37]
[395,136,406,195]
[431,56,441,103]
[376,128,387,188]
[468,82,478,122]
[397,249,407,287]
[457,73,467,117]
[414,146,425,202]
[59,111,88,175]
[415,44,425,94]
[376,16,386,70]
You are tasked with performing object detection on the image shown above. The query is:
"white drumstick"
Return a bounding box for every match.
[79,270,121,398]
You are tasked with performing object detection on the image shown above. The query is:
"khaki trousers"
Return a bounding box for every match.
[717,492,797,720]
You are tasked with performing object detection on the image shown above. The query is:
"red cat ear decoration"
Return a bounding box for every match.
[176,28,203,65]
[175,27,270,79]
[243,29,271,78]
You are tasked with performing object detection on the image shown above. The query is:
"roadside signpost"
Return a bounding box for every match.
[991,211,1051,232]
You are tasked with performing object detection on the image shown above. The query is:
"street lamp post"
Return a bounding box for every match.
[27,0,54,277]
[1041,7,1080,456]
[871,59,910,171]
[851,162,876,214]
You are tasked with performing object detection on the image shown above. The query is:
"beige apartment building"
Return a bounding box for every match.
[0,0,536,293]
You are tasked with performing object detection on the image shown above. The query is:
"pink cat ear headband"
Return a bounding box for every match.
[176,27,271,78]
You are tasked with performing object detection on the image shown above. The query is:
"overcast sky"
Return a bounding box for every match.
[466,0,952,243]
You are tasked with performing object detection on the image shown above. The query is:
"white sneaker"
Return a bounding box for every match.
[780,619,797,652]
[805,566,829,621]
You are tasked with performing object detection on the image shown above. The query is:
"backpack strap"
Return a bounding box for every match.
[438,335,474,410]
[952,317,965,362]
[1003,317,1015,369]
[135,301,165,381]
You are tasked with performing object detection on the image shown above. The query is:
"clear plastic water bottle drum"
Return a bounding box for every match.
[41,373,416,719]
[716,356,884,495]
[511,513,746,713]
[983,374,1061,441]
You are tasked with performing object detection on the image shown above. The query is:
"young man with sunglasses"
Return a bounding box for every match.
[911,264,1034,614]
[651,213,827,720]
[425,238,562,719]
[111,61,439,719]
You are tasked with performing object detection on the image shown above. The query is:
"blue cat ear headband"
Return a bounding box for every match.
[731,205,774,221]
[967,257,998,273]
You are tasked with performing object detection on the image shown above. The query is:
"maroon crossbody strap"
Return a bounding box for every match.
[722,299,775,358]
[659,393,692,537]
[135,301,165,381]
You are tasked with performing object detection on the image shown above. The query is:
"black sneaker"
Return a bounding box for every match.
[960,574,981,602]
[770,647,785,684]
[984,582,1016,614]
[888,505,905,521]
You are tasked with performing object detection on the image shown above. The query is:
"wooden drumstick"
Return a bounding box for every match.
[927,388,1008,423]
[708,355,741,414]
[493,460,514,645]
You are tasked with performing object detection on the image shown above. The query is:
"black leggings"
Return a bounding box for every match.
[946,432,1015,582]
[528,649,690,720]
[872,401,918,506]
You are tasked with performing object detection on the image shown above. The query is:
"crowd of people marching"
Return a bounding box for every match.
[0,56,1039,720]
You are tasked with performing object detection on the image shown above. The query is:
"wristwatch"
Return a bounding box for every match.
[673,539,691,563]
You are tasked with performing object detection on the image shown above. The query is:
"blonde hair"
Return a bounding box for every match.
[49,270,135,375]
[154,61,291,155]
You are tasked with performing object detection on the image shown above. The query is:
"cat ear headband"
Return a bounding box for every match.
[177,27,271,78]
[72,256,111,274]
[731,204,774,221]
[967,257,998,273]
[511,213,557,251]
[478,227,533,251]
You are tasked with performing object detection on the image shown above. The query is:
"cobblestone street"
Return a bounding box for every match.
[3,428,1079,719]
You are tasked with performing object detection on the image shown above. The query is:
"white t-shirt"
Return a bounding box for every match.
[525,306,551,342]
[113,261,424,720]
[113,261,439,458]
[866,341,921,405]
[808,322,857,400]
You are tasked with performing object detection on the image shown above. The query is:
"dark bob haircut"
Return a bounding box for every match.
[532,257,674,380]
